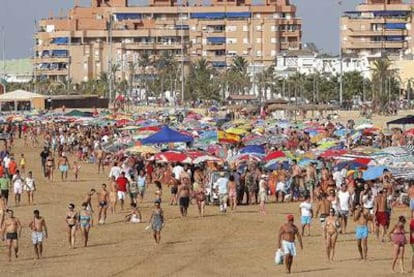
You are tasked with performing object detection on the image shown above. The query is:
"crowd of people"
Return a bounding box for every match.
[0,115,412,275]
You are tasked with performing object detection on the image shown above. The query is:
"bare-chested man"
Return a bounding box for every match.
[177,178,191,217]
[95,146,105,173]
[98,184,110,224]
[305,163,318,201]
[109,176,118,214]
[374,189,389,242]
[83,189,96,213]
[278,214,303,274]
[354,204,369,261]
[408,182,414,219]
[29,209,48,259]
[57,153,70,182]
[1,209,22,262]
[316,193,331,232]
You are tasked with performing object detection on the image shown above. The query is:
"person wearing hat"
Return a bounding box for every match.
[278,214,303,274]
[214,172,229,213]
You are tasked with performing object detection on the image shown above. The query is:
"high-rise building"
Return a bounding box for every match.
[33,0,301,85]
[341,0,413,57]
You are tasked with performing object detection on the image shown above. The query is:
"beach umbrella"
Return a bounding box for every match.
[335,161,366,171]
[154,151,190,163]
[226,127,249,135]
[126,145,160,154]
[352,157,372,165]
[298,158,321,167]
[355,123,374,130]
[209,106,219,113]
[240,145,265,155]
[267,134,288,145]
[363,166,387,181]
[233,153,263,162]
[320,149,348,159]
[193,155,222,164]
[264,160,290,170]
[403,128,414,136]
[263,151,286,162]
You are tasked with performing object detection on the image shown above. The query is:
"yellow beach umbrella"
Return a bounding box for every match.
[126,145,160,154]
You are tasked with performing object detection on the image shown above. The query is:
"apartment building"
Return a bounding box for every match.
[33,0,301,84]
[341,0,414,57]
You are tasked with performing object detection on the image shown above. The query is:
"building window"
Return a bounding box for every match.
[256,25,262,31]
[243,38,249,44]
[256,50,262,57]
[202,51,207,57]
[256,38,262,44]
[271,37,277,44]
[271,26,277,32]
[243,50,249,56]
[227,38,237,44]
[255,13,261,19]
[273,13,280,19]
[226,25,237,32]
[227,50,237,56]
[271,50,276,57]
[243,25,249,32]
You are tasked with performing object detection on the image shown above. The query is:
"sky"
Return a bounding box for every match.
[0,0,361,59]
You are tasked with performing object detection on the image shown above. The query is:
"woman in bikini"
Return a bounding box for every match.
[65,203,78,249]
[228,175,237,212]
[389,216,407,273]
[324,208,340,262]
[79,202,93,247]
[195,184,206,217]
[46,154,55,181]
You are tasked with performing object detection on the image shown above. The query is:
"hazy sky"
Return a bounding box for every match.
[0,0,361,59]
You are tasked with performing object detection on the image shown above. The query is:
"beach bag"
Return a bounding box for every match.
[274,249,284,265]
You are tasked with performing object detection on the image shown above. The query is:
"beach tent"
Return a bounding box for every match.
[141,126,193,144]
[65,110,93,117]
[386,115,414,126]
[0,90,45,111]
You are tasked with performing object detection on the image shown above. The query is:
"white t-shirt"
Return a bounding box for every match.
[108,166,121,179]
[337,190,350,211]
[172,165,184,180]
[333,170,344,188]
[276,182,286,192]
[299,202,312,217]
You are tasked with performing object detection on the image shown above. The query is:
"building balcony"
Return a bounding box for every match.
[36,44,69,51]
[111,29,151,37]
[347,29,408,36]
[205,44,226,50]
[151,29,189,37]
[345,40,407,49]
[36,68,69,76]
[33,56,70,63]
[122,42,183,50]
[281,42,300,50]
[280,30,301,37]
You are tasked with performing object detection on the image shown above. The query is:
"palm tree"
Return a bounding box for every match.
[228,56,250,95]
[139,52,151,104]
[185,58,221,101]
[371,58,396,113]
[256,66,274,103]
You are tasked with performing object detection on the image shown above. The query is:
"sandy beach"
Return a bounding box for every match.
[0,111,412,277]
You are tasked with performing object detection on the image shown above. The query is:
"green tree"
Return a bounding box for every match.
[227,56,250,95]
[371,58,399,112]
[185,58,221,101]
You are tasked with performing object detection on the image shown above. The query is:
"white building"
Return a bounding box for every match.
[275,50,372,79]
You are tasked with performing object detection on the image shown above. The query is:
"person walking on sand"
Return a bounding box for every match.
[109,176,118,214]
[228,175,237,212]
[116,172,129,211]
[97,184,109,224]
[1,209,22,262]
[58,153,70,182]
[65,203,78,249]
[389,215,407,273]
[408,182,414,219]
[12,170,24,206]
[354,204,369,261]
[149,199,164,244]
[177,177,191,217]
[258,174,268,215]
[324,208,340,262]
[79,202,93,247]
[24,171,36,206]
[29,209,48,259]
[409,215,414,273]
[277,214,303,274]
[299,195,313,236]
[73,160,80,181]
[374,189,390,242]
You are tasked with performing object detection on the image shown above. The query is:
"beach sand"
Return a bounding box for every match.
[0,114,411,277]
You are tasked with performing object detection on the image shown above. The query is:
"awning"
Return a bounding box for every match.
[386,35,405,41]
[385,23,406,30]
[52,50,68,57]
[115,13,141,21]
[190,12,226,19]
[373,11,409,17]
[207,37,226,44]
[51,37,69,45]
[226,12,251,18]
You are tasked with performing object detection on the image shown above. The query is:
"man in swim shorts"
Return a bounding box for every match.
[98,184,109,224]
[177,178,191,217]
[58,153,69,182]
[374,189,389,242]
[29,209,48,259]
[278,214,303,274]
[1,209,22,262]
[354,204,369,261]
[316,193,331,233]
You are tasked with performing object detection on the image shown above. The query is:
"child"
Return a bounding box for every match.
[19,154,26,174]
[73,160,81,181]
[125,203,142,223]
